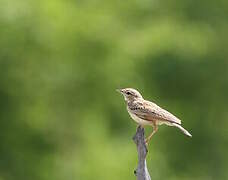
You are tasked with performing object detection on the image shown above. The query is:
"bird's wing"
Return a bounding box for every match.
[129,100,181,125]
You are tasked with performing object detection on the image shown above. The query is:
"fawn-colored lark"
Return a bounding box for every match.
[117,88,192,144]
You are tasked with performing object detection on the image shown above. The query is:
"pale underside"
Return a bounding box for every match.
[128,110,172,126]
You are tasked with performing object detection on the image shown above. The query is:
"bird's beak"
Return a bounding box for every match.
[116,89,123,93]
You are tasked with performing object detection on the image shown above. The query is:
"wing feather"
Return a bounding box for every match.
[128,100,181,125]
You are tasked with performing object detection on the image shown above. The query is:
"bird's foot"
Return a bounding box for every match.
[145,139,149,147]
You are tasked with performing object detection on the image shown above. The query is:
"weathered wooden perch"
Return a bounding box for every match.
[133,126,151,180]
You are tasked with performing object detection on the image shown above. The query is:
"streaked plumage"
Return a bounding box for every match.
[117,88,192,143]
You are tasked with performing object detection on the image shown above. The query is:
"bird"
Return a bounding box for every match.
[117,88,192,144]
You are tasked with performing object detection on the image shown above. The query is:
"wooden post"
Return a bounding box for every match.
[133,126,151,180]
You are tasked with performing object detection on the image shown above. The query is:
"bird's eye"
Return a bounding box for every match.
[126,92,131,95]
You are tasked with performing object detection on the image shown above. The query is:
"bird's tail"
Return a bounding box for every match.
[172,123,192,137]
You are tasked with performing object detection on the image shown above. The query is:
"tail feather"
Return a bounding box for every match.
[172,123,192,137]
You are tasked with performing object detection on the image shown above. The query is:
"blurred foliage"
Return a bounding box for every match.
[0,0,228,180]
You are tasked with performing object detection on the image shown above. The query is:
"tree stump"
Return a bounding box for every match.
[133,126,151,180]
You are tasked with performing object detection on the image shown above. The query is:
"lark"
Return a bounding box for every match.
[117,88,192,144]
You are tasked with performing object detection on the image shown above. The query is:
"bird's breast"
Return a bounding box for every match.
[127,107,152,126]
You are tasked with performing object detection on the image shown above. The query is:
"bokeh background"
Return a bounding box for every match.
[1,0,228,180]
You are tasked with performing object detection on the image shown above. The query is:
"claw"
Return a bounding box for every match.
[145,139,149,147]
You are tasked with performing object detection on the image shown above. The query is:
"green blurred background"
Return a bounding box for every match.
[0,0,228,179]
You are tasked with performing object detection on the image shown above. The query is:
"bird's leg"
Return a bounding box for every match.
[145,123,158,144]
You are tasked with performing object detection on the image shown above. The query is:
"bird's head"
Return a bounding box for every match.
[117,88,143,101]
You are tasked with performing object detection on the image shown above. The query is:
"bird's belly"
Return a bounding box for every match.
[157,120,173,126]
[128,112,152,126]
